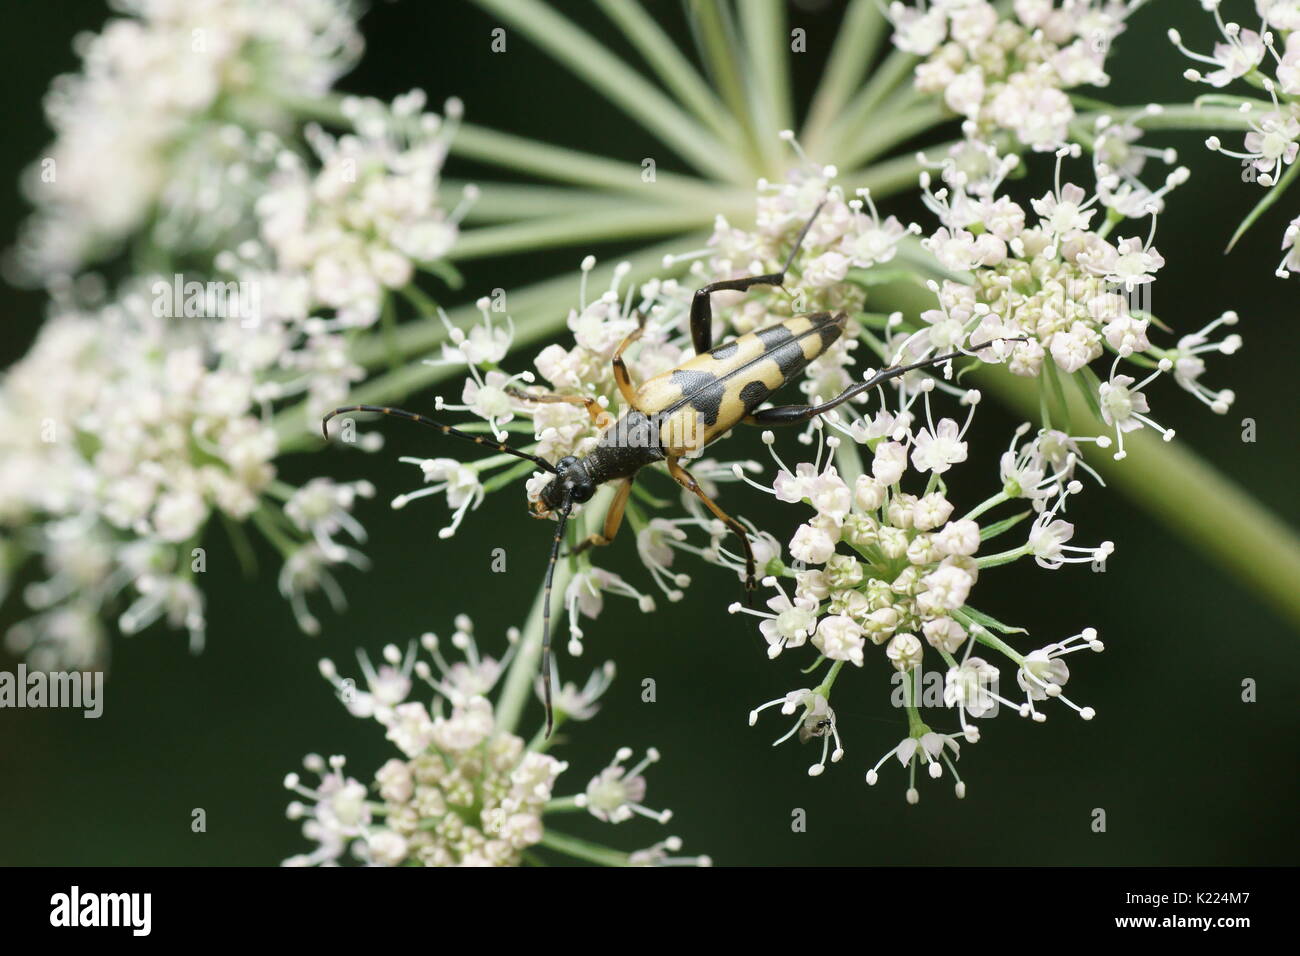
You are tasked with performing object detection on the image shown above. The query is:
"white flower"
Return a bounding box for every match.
[1014,629,1103,721]
[1049,321,1104,373]
[576,747,671,823]
[564,568,654,655]
[1280,216,1300,278]
[1168,20,1266,88]
[911,418,969,474]
[789,517,840,565]
[1097,358,1176,458]
[749,689,845,777]
[731,577,818,659]
[917,564,974,613]
[886,632,924,672]
[393,457,484,539]
[283,755,371,866]
[386,701,438,757]
[865,731,967,803]
[840,189,913,267]
[872,441,908,485]
[887,3,949,55]
[814,614,866,666]
[923,616,968,654]
[257,93,465,327]
[944,656,1010,727]
[1027,482,1115,569]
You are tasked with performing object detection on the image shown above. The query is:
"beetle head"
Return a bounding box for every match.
[531,455,595,517]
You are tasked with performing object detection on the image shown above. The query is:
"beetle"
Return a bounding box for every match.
[322,203,1004,735]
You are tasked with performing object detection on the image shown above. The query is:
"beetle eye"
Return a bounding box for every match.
[568,482,594,504]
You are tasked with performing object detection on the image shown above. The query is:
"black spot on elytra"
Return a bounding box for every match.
[669,369,724,425]
[739,379,770,413]
[767,338,809,378]
[755,324,795,349]
[804,312,845,350]
[710,340,739,360]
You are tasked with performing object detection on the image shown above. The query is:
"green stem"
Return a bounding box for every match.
[741,0,792,175]
[452,206,730,261]
[820,47,920,163]
[802,0,887,155]
[471,0,737,182]
[538,829,629,866]
[593,0,744,153]
[1081,103,1264,133]
[840,100,950,170]
[544,795,584,813]
[688,0,761,174]
[451,122,726,202]
[975,368,1300,631]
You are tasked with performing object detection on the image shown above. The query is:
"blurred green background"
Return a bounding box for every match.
[1,0,1297,866]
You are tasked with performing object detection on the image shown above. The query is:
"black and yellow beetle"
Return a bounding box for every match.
[323,204,993,734]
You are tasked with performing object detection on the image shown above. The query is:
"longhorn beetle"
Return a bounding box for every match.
[322,203,1012,735]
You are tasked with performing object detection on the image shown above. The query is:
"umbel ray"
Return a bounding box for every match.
[322,202,1018,735]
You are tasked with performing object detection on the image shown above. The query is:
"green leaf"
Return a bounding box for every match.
[979,510,1032,542]
[1043,359,1073,433]
[423,259,463,289]
[480,458,537,494]
[960,605,1029,636]
[630,482,671,509]
[845,267,929,289]
[1076,366,1105,423]
[1225,158,1300,252]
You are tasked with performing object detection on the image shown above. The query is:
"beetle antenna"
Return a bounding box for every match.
[851,336,1031,397]
[781,198,827,275]
[322,404,558,474]
[541,497,574,737]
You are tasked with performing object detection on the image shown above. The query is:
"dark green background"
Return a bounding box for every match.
[1,0,1296,866]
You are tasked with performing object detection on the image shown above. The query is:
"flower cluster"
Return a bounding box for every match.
[354,161,931,659]
[225,90,468,425]
[284,614,707,866]
[739,385,1108,798]
[252,91,470,333]
[1170,0,1300,277]
[0,285,380,666]
[2,1,466,665]
[699,154,915,407]
[912,143,1239,448]
[888,0,1146,150]
[10,0,362,281]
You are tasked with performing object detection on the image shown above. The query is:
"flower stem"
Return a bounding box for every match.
[976,368,1300,630]
[471,0,739,182]
[538,829,630,866]
[802,0,888,154]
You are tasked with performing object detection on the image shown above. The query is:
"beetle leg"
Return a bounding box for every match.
[567,478,633,556]
[506,387,606,425]
[666,456,757,591]
[610,310,647,411]
[688,200,825,355]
